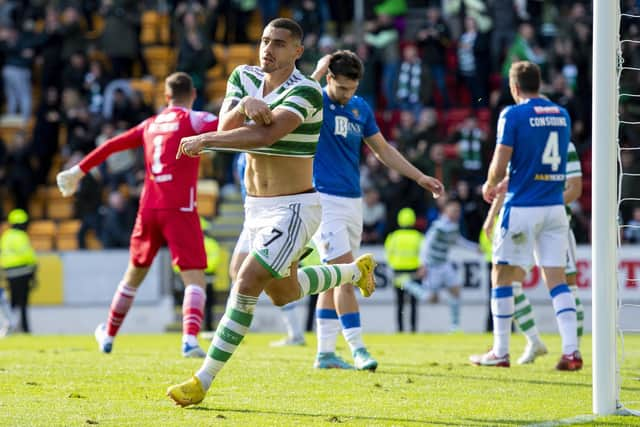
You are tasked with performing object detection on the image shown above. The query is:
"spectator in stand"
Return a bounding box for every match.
[380,169,427,234]
[293,0,329,38]
[96,121,137,191]
[211,0,253,44]
[360,151,389,195]
[327,0,353,37]
[39,7,64,93]
[452,179,483,242]
[0,1,19,27]
[396,43,431,118]
[4,131,35,211]
[443,0,493,37]
[415,6,451,109]
[297,33,322,76]
[448,115,487,186]
[65,152,104,249]
[549,38,578,91]
[84,59,111,117]
[412,107,441,146]
[111,88,133,125]
[423,143,461,194]
[318,33,337,54]
[59,6,87,63]
[31,86,62,186]
[569,18,592,139]
[201,0,221,44]
[128,90,154,124]
[457,16,490,109]
[174,2,204,45]
[0,24,38,121]
[556,2,589,42]
[405,138,429,174]
[362,187,386,244]
[501,22,546,85]
[258,0,280,26]
[393,110,417,154]
[548,72,586,146]
[100,190,135,248]
[61,88,93,157]
[355,43,378,110]
[487,0,520,72]
[623,207,640,244]
[99,0,141,79]
[62,51,88,94]
[365,13,400,109]
[176,10,216,110]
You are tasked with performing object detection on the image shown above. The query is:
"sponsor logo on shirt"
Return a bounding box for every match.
[335,116,349,137]
[534,173,565,181]
[334,116,363,138]
[533,106,560,114]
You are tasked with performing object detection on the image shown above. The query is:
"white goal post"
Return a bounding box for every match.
[591,0,619,416]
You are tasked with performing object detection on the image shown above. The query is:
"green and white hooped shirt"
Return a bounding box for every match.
[565,141,582,219]
[222,65,323,157]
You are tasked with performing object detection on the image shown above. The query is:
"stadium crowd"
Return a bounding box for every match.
[0,0,637,248]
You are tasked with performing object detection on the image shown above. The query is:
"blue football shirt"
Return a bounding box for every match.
[497,97,571,207]
[313,90,380,198]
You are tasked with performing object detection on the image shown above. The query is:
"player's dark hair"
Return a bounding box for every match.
[165,72,194,102]
[267,18,303,43]
[509,61,541,93]
[329,50,363,81]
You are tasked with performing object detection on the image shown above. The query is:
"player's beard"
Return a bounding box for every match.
[260,57,277,73]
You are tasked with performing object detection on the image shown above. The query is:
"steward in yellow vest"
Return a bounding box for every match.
[0,209,37,333]
[384,208,424,332]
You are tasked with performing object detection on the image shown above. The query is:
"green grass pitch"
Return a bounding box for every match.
[1,333,639,426]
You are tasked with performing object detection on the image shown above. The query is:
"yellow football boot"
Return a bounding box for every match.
[354,253,376,297]
[166,376,206,407]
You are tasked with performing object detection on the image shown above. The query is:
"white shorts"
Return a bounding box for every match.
[493,205,568,268]
[312,193,363,262]
[243,192,321,278]
[422,263,459,290]
[233,226,251,258]
[566,227,577,275]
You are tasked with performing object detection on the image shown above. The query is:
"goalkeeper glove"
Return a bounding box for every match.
[56,165,85,197]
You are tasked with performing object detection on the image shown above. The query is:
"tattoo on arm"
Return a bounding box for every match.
[221,99,240,116]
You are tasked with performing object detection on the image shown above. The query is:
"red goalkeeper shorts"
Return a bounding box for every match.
[130,208,206,270]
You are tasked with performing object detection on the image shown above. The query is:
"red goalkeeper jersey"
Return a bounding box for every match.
[79,107,218,210]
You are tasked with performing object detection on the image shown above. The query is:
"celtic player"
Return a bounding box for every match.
[167,18,376,407]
